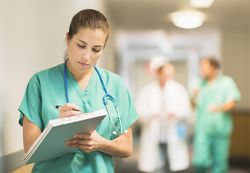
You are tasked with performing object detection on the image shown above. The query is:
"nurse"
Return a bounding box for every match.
[192,57,241,173]
[18,9,138,173]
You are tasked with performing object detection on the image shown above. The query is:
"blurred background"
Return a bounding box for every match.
[0,0,249,172]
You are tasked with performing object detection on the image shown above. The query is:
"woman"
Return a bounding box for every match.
[18,9,138,173]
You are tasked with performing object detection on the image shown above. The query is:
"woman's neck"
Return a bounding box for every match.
[66,61,93,89]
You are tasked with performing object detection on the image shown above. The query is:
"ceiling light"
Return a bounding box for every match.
[170,11,205,29]
[191,0,214,8]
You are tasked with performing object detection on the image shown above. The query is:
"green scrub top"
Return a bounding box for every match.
[195,74,241,137]
[18,63,138,173]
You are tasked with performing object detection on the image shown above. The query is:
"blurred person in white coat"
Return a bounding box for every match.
[136,57,192,173]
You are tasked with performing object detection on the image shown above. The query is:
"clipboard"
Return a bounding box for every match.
[24,109,107,164]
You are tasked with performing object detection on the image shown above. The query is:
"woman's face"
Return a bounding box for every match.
[200,59,215,79]
[66,27,107,73]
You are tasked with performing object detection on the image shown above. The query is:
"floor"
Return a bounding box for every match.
[116,159,249,173]
[10,162,249,173]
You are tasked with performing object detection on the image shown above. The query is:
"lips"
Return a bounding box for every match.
[78,61,90,67]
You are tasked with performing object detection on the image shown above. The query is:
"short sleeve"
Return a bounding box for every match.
[117,79,138,131]
[18,74,44,130]
[224,77,241,102]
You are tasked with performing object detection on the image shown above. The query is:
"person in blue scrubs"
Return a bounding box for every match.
[18,9,138,173]
[192,57,241,173]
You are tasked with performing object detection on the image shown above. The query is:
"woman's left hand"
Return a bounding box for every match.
[66,128,133,157]
[66,131,106,153]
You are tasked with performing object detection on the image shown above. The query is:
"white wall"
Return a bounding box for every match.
[0,0,4,157]
[222,25,250,109]
[169,27,222,59]
[116,27,222,95]
[0,0,105,155]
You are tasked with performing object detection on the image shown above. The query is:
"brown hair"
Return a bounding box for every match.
[68,9,110,43]
[203,56,221,69]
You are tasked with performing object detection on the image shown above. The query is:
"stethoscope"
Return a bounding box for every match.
[63,61,124,136]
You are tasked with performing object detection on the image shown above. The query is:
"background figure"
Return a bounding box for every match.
[192,57,241,173]
[136,57,192,173]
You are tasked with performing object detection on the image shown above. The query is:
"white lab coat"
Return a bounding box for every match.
[136,80,191,172]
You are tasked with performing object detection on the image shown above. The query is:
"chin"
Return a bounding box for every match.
[79,65,92,72]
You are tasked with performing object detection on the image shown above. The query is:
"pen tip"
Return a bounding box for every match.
[55,105,60,109]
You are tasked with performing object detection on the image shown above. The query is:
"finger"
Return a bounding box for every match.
[65,103,80,110]
[59,110,81,118]
[60,107,80,112]
[66,142,94,153]
[61,110,80,116]
[61,103,80,112]
[73,133,91,139]
[66,139,91,147]
[71,136,91,144]
[80,146,93,153]
[78,146,93,153]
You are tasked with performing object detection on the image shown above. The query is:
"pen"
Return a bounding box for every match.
[55,105,81,112]
[55,105,62,109]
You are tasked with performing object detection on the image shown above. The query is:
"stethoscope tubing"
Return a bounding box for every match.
[63,61,123,135]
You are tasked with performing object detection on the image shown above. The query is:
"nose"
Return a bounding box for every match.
[81,49,91,61]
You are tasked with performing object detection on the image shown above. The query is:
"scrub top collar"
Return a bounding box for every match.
[60,63,99,99]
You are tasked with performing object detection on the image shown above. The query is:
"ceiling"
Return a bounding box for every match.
[105,0,250,30]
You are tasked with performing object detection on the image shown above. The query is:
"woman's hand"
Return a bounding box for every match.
[66,128,133,157]
[66,130,106,153]
[58,103,81,118]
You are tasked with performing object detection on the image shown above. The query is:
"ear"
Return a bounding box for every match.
[66,32,70,47]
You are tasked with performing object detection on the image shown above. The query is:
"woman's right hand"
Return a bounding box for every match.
[58,103,81,118]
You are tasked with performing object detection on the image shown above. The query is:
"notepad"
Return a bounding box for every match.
[24,109,107,164]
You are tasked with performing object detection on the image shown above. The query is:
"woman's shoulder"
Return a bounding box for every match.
[36,63,63,76]
[28,63,64,84]
[31,63,63,79]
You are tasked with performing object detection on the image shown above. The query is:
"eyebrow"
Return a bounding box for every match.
[77,39,103,48]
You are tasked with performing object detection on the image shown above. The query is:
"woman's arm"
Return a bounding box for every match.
[23,116,41,153]
[99,128,133,157]
[66,128,133,158]
[22,103,88,153]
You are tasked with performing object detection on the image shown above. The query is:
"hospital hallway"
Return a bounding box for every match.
[1,1,250,173]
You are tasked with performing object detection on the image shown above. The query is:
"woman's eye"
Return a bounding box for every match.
[77,44,86,48]
[92,48,102,53]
